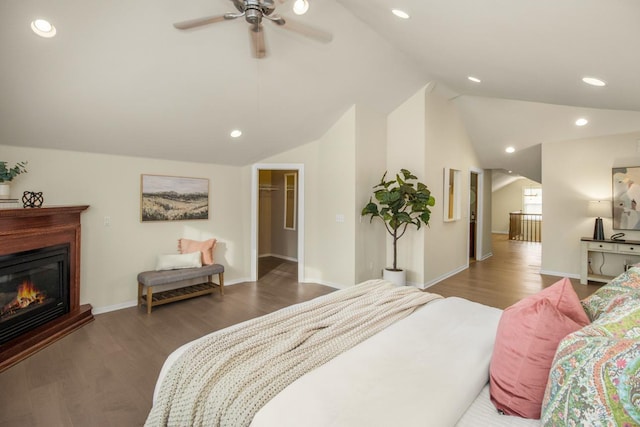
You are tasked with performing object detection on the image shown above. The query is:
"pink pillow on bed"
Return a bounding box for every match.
[531,278,590,326]
[178,238,217,265]
[489,278,589,419]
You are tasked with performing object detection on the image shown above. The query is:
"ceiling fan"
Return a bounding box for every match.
[173,0,333,58]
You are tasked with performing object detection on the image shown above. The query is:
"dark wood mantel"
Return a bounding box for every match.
[0,205,93,372]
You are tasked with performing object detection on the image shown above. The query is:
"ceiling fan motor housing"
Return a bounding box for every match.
[246,8,262,24]
[245,0,264,24]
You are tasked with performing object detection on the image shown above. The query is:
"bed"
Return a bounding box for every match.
[145,280,540,426]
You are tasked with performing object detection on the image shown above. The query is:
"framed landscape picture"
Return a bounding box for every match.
[140,174,209,222]
[612,166,640,230]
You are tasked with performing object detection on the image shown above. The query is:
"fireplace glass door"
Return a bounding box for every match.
[0,244,70,345]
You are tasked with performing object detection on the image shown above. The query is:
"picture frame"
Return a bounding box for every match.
[140,174,209,222]
[443,167,461,222]
[612,166,640,230]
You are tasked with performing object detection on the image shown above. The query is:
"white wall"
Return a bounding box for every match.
[423,84,483,285]
[1,145,248,312]
[541,131,640,278]
[387,83,485,286]
[387,85,428,281]
[492,177,540,233]
[258,107,357,287]
[355,106,387,283]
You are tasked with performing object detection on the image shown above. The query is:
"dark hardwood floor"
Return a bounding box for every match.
[0,236,599,426]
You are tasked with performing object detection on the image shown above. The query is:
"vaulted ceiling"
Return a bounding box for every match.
[2,0,640,182]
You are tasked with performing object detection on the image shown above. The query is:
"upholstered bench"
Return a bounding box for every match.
[137,264,224,314]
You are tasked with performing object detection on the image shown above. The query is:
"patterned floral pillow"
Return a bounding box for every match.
[581,267,640,321]
[541,300,640,426]
[541,335,640,426]
[578,296,640,340]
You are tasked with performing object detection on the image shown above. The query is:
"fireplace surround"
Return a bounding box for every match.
[0,205,92,372]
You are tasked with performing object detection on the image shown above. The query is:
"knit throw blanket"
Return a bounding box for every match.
[145,280,442,427]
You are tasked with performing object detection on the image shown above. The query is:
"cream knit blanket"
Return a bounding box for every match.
[145,280,442,427]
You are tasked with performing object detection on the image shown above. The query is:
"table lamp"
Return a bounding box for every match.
[588,200,611,240]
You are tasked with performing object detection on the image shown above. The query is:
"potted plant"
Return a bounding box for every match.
[361,169,435,285]
[0,161,28,199]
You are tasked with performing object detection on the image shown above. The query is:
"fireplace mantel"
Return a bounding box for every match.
[0,205,93,372]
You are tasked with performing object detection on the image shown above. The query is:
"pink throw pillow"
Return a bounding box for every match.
[489,278,589,419]
[178,238,217,265]
[529,277,590,326]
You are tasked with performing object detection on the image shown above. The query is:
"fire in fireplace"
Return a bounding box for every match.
[0,244,70,346]
[1,280,47,317]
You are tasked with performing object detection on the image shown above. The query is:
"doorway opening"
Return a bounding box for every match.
[251,164,305,283]
[469,169,483,262]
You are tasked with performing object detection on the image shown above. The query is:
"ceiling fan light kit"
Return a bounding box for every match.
[173,0,331,58]
[293,0,310,15]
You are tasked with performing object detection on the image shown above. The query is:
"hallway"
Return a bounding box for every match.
[428,234,600,309]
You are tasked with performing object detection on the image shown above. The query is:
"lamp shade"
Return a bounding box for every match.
[588,200,612,218]
[588,200,610,240]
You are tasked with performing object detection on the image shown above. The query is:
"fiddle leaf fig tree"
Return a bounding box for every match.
[361,169,435,271]
[0,161,28,183]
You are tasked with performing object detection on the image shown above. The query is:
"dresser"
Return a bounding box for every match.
[580,237,640,284]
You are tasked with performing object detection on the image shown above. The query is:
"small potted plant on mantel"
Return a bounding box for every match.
[361,169,435,286]
[0,161,28,199]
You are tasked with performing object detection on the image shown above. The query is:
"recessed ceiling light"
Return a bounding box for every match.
[505,146,515,154]
[582,77,606,87]
[575,118,589,126]
[230,129,242,138]
[508,170,513,174]
[467,76,481,83]
[391,9,410,19]
[293,0,309,15]
[31,19,56,38]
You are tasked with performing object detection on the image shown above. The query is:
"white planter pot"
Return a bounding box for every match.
[0,183,10,199]
[383,269,406,286]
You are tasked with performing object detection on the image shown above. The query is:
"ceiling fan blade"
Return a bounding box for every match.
[173,15,229,30]
[264,13,285,25]
[249,24,267,59]
[280,18,333,43]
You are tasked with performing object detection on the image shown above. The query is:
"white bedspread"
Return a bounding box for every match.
[251,297,501,426]
[154,295,503,426]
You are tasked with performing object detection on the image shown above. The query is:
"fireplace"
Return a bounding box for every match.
[0,205,92,372]
[0,244,70,345]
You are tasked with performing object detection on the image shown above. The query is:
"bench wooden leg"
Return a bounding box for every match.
[146,286,153,315]
[208,273,224,295]
[137,282,143,307]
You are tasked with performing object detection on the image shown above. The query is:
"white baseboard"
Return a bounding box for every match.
[304,278,344,289]
[539,270,579,280]
[258,254,298,262]
[92,300,138,315]
[477,252,493,261]
[91,277,249,315]
[418,264,469,289]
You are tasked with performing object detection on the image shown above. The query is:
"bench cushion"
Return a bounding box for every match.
[138,264,224,287]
